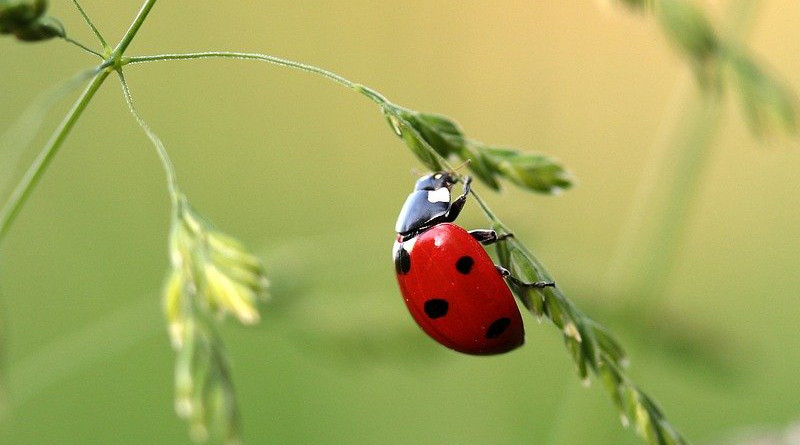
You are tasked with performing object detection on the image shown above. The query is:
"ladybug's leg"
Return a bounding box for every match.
[441,176,473,223]
[469,229,514,246]
[496,266,555,288]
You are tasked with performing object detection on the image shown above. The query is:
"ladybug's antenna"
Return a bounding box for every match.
[451,159,471,173]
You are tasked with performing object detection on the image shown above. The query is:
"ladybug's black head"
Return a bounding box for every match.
[414,171,456,192]
[396,171,459,236]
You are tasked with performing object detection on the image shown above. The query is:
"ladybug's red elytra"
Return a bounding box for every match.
[393,171,555,355]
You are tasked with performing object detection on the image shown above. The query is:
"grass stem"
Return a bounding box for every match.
[113,0,158,58]
[0,67,98,195]
[116,70,181,204]
[69,0,111,51]
[0,68,109,244]
[124,52,390,106]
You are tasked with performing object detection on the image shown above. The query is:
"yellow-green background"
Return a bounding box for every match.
[1,1,799,444]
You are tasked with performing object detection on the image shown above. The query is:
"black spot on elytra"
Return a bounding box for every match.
[424,299,448,319]
[395,246,411,275]
[486,317,511,339]
[455,255,474,274]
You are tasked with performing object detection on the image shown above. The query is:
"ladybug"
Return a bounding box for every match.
[392,171,555,355]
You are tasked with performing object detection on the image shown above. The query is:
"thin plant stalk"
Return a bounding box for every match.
[0,67,98,195]
[123,52,390,106]
[116,70,181,204]
[70,0,110,51]
[0,68,109,243]
[113,0,158,57]
[61,36,103,58]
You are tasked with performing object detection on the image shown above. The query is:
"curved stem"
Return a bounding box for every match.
[116,70,181,204]
[0,68,110,244]
[70,0,110,51]
[124,52,390,106]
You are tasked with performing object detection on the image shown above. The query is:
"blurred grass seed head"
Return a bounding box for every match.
[165,198,269,348]
[614,0,798,137]
[173,316,241,445]
[0,0,63,41]
[163,197,268,444]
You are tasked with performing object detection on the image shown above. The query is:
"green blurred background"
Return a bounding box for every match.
[1,1,799,444]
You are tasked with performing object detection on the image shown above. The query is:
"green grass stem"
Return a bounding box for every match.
[70,0,110,51]
[0,68,109,244]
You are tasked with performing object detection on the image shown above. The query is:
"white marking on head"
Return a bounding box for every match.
[427,188,450,203]
[434,173,442,179]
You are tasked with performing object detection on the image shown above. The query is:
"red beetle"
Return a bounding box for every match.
[393,172,554,355]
